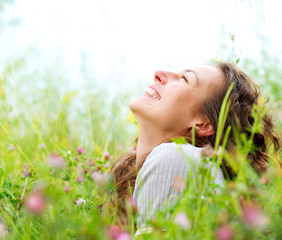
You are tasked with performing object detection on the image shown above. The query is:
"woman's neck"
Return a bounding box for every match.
[136,124,170,165]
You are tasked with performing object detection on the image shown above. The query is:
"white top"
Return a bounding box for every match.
[133,142,225,229]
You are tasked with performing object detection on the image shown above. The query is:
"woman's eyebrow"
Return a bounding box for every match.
[184,69,199,85]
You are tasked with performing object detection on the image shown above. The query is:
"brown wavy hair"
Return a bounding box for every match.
[111,62,281,216]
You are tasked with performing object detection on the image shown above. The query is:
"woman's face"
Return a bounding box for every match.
[129,65,224,136]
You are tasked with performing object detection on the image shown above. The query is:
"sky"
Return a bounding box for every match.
[0,0,282,91]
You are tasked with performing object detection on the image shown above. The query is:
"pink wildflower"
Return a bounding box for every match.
[174,212,191,230]
[128,197,138,214]
[108,225,121,239]
[242,204,269,228]
[76,174,84,183]
[24,190,47,214]
[40,143,46,149]
[76,198,86,206]
[173,176,186,192]
[215,225,234,240]
[104,162,111,168]
[8,144,15,151]
[91,171,110,188]
[217,145,222,156]
[85,158,95,166]
[65,186,71,193]
[48,153,66,168]
[129,146,136,151]
[77,146,84,154]
[201,144,215,158]
[259,173,268,185]
[103,151,110,160]
[22,165,31,177]
[116,232,131,240]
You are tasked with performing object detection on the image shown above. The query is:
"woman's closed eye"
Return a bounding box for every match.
[181,75,189,83]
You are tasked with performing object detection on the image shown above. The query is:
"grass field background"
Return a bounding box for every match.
[0,0,281,239]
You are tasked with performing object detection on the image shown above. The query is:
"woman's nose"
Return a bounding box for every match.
[154,70,178,85]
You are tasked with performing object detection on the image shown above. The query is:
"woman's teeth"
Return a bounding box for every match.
[145,88,160,100]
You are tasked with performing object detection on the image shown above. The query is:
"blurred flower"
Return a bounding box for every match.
[201,144,222,158]
[76,174,84,183]
[217,145,222,156]
[65,186,71,193]
[215,225,234,240]
[0,221,7,239]
[76,198,86,206]
[21,165,31,177]
[201,144,215,158]
[67,150,71,155]
[103,151,110,160]
[108,225,121,239]
[259,173,268,185]
[104,162,111,168]
[116,232,131,240]
[77,146,84,154]
[128,197,138,214]
[91,171,111,188]
[23,165,29,171]
[85,158,95,166]
[40,143,46,149]
[24,190,47,214]
[242,203,269,228]
[8,144,15,151]
[109,156,114,160]
[174,212,191,230]
[173,176,186,192]
[129,146,136,151]
[48,153,66,168]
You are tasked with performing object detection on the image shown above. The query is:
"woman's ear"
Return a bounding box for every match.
[194,118,214,137]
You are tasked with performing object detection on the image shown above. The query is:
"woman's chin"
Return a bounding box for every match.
[129,95,154,112]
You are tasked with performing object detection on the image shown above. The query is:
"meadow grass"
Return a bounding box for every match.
[0,55,281,240]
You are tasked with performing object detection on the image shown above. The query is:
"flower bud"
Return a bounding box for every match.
[25,190,47,214]
[76,198,86,206]
[77,146,84,154]
[173,176,186,192]
[215,225,234,240]
[108,225,121,239]
[174,212,191,230]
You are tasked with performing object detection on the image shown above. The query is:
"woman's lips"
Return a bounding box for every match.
[149,85,161,98]
[144,86,161,100]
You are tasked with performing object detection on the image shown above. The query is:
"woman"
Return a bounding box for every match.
[111,62,281,229]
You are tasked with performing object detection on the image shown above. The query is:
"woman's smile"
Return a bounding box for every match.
[144,86,161,100]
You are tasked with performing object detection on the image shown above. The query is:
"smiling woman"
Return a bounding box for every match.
[111,62,281,231]
[129,66,221,143]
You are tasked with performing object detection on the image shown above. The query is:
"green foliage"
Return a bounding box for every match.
[171,137,187,145]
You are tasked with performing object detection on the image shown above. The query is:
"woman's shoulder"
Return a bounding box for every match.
[150,142,203,161]
[141,142,203,171]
